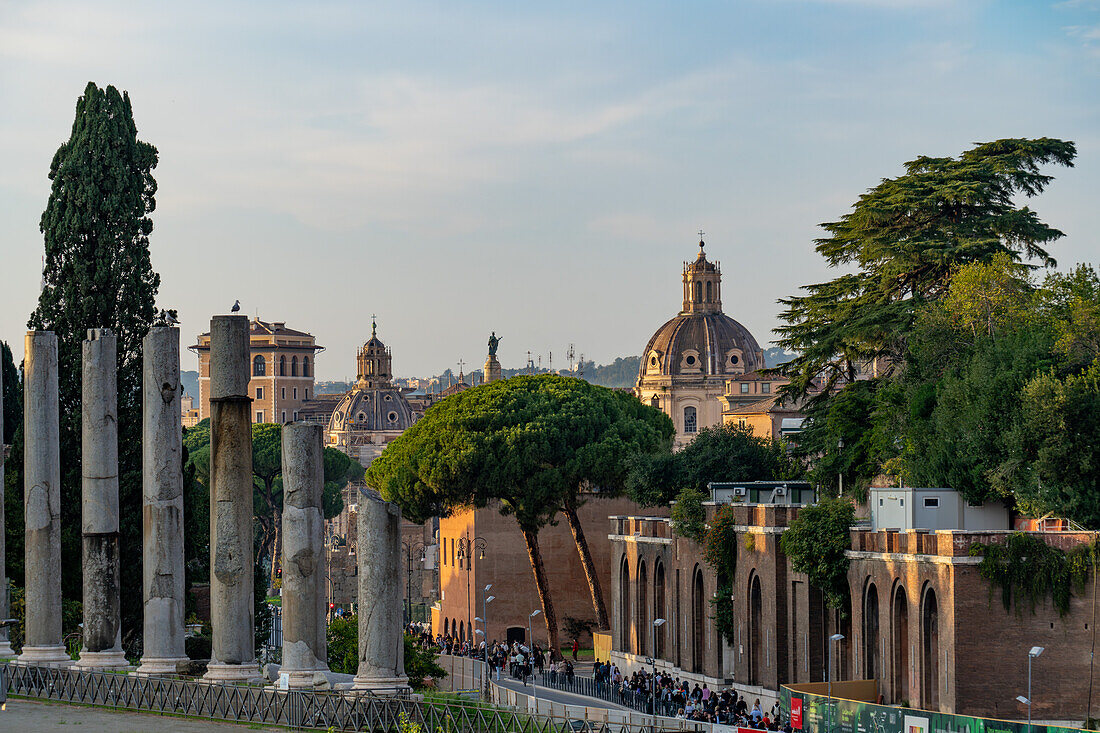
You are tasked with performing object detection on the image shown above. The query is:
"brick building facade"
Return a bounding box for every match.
[611,503,1097,721]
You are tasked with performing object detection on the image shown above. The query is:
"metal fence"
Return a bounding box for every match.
[1,663,645,733]
[538,672,681,718]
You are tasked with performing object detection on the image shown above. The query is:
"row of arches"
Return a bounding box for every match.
[253,354,311,377]
[691,280,718,304]
[619,555,711,675]
[442,617,468,643]
[861,580,939,708]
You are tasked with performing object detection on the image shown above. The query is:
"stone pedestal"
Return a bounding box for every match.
[75,329,128,670]
[136,327,190,675]
[281,423,328,688]
[18,331,71,666]
[204,315,259,682]
[484,355,502,384]
[0,359,12,657]
[353,489,409,693]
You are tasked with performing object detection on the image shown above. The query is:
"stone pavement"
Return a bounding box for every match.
[0,698,283,732]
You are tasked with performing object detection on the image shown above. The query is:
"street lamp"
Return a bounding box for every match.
[402,540,426,626]
[836,438,845,496]
[1023,646,1044,733]
[482,593,495,687]
[457,535,487,644]
[529,609,541,706]
[651,619,667,721]
[827,633,845,733]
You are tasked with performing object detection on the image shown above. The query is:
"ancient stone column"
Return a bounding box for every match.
[76,329,128,669]
[137,327,189,674]
[353,488,409,692]
[204,315,259,681]
[0,356,12,658]
[18,331,70,665]
[280,423,328,686]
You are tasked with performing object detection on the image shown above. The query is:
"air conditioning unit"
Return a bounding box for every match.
[733,487,747,497]
[774,487,787,497]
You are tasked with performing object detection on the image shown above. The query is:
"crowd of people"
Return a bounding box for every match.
[418,625,790,730]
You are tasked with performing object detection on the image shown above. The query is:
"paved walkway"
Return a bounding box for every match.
[0,698,283,732]
[493,673,632,712]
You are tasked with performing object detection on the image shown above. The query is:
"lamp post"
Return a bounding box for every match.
[457,534,487,644]
[402,540,426,626]
[652,618,667,724]
[827,633,845,733]
[529,609,541,707]
[836,438,844,497]
[1020,646,1045,733]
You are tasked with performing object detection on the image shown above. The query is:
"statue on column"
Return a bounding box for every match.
[487,331,501,357]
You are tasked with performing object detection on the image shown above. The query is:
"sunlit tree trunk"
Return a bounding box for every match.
[563,497,610,631]
[521,527,562,661]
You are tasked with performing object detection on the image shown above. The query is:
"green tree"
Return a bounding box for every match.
[26,82,167,645]
[780,498,855,610]
[184,422,356,590]
[627,422,799,506]
[2,342,23,587]
[366,375,673,653]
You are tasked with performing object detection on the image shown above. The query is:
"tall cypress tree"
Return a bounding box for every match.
[27,82,164,650]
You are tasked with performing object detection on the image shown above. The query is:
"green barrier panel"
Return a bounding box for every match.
[781,687,1086,733]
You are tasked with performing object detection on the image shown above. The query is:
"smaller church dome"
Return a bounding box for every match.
[331,388,416,432]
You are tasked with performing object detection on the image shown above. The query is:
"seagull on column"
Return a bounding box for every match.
[231,299,241,313]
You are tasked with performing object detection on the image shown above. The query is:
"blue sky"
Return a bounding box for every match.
[1,0,1098,379]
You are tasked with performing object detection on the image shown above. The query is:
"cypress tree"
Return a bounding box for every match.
[27,82,166,651]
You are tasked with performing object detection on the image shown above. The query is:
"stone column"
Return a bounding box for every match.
[483,354,502,384]
[137,327,189,674]
[76,329,128,669]
[18,331,70,665]
[280,423,328,686]
[0,354,12,658]
[353,488,409,692]
[204,315,259,681]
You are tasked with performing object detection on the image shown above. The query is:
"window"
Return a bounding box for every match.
[740,383,750,394]
[706,281,712,303]
[291,356,298,376]
[761,383,770,393]
[293,387,298,399]
[293,411,298,420]
[684,406,698,434]
[279,355,286,376]
[923,497,940,508]
[253,355,266,376]
[693,281,702,303]
[281,410,286,422]
[305,389,309,399]
[256,411,264,422]
[255,387,264,400]
[730,354,739,365]
[650,395,659,408]
[388,411,399,423]
[281,387,286,399]
[303,356,311,377]
[880,498,884,507]
[900,498,905,506]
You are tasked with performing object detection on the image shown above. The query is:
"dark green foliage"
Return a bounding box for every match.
[562,617,596,643]
[327,615,359,674]
[185,633,212,661]
[2,342,24,587]
[404,634,447,690]
[970,533,1095,616]
[775,139,1075,495]
[780,498,855,610]
[627,423,800,506]
[794,379,883,501]
[669,487,706,541]
[26,82,165,646]
[704,505,739,644]
[1,341,19,442]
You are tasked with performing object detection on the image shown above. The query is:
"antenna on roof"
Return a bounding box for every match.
[567,344,576,375]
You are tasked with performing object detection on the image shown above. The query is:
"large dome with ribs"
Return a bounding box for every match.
[640,311,764,378]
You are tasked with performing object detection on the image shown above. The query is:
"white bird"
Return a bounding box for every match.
[231,300,241,313]
[165,312,179,326]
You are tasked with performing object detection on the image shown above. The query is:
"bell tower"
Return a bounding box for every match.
[681,236,722,315]
[356,316,393,389]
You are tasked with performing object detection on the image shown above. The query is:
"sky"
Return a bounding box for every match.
[1,0,1098,380]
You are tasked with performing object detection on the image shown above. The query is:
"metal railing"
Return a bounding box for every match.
[538,672,681,718]
[1,663,648,732]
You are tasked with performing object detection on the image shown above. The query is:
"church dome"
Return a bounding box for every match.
[330,387,416,432]
[638,238,764,380]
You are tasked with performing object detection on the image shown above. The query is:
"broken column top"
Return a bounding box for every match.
[209,315,250,400]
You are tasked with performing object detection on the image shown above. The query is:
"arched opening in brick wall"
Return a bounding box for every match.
[444,618,450,636]
[893,585,910,703]
[637,559,649,656]
[654,560,666,659]
[863,581,880,680]
[620,555,632,654]
[692,566,705,673]
[749,573,763,686]
[922,587,940,710]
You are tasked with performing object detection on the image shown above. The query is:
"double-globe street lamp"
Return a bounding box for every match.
[827,633,845,733]
[650,618,667,720]
[475,584,495,689]
[401,540,426,626]
[529,609,541,705]
[457,535,487,644]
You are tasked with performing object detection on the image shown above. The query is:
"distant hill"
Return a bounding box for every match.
[181,370,199,400]
[763,347,797,369]
[316,381,352,395]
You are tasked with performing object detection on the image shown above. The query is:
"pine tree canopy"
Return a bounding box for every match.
[775,138,1075,401]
